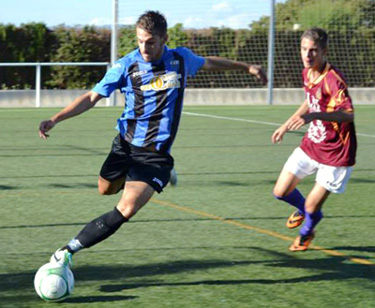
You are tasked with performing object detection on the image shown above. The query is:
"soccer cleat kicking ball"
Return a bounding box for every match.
[34,262,74,302]
[50,248,73,267]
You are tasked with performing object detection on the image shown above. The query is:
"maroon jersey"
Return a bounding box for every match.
[300,63,357,166]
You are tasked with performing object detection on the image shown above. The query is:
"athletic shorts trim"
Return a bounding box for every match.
[284,147,353,194]
[99,134,173,193]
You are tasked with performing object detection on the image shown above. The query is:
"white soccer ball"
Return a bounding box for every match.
[34,262,74,302]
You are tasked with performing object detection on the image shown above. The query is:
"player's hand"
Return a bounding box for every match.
[287,116,306,131]
[249,65,268,85]
[272,125,287,144]
[39,120,56,139]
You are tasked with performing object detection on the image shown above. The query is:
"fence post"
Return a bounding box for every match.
[35,63,41,108]
[267,0,276,105]
[110,0,118,107]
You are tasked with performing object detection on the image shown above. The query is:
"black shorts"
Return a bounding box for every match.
[100,134,174,193]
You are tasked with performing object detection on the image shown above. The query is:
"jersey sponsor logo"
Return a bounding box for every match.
[306,92,327,143]
[170,60,180,66]
[132,70,147,77]
[152,177,164,187]
[140,71,181,92]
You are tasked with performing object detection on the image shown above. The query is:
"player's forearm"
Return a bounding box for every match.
[302,110,354,124]
[282,100,309,127]
[202,56,250,72]
[51,91,99,124]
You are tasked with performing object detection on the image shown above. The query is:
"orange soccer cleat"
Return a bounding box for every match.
[286,210,305,229]
[289,232,315,252]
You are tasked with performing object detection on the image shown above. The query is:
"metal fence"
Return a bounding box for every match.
[0,62,110,107]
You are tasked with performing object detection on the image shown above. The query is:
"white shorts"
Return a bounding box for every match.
[284,147,353,194]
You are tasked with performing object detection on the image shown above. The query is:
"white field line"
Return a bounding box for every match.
[182,111,375,138]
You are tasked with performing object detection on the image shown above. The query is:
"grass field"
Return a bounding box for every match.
[0,105,374,308]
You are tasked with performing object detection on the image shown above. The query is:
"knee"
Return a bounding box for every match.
[116,202,137,220]
[97,178,123,195]
[98,186,113,195]
[98,183,119,195]
[273,187,286,199]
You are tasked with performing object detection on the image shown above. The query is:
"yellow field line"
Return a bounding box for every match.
[151,198,374,266]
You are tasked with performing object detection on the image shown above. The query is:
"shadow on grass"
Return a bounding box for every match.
[1,247,374,301]
[2,215,375,230]
[0,182,97,191]
[329,246,375,253]
[0,185,18,190]
[47,183,97,189]
[64,295,137,303]
[99,251,375,292]
[350,178,375,184]
[0,259,261,294]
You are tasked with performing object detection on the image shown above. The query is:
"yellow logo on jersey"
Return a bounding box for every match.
[141,72,181,91]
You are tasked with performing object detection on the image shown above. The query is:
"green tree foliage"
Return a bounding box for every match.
[0,23,56,89]
[117,23,189,56]
[1,1,375,89]
[46,26,110,89]
[185,27,268,88]
[118,25,137,56]
[168,23,189,48]
[251,0,375,31]
[250,0,375,87]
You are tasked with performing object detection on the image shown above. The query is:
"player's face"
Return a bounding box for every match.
[300,38,327,70]
[136,27,167,62]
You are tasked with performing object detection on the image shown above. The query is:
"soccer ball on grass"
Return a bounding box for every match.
[34,262,74,302]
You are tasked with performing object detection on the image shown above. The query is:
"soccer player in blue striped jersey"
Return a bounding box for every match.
[38,11,267,266]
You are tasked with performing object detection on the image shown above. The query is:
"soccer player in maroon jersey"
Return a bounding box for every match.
[271,28,357,251]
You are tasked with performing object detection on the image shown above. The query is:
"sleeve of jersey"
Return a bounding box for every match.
[327,75,353,112]
[178,47,205,77]
[92,62,126,97]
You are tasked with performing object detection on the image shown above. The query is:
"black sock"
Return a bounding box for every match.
[73,207,128,249]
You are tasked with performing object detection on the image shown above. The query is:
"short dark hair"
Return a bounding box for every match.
[136,11,167,37]
[301,27,329,49]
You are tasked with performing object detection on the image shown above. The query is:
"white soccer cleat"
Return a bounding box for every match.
[50,249,73,267]
[169,168,178,186]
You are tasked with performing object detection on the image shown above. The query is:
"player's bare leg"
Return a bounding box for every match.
[304,182,330,214]
[273,168,300,197]
[52,181,155,264]
[98,176,126,195]
[116,181,155,219]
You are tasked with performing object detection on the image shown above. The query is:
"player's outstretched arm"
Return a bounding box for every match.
[303,110,354,124]
[202,56,267,84]
[287,109,354,132]
[39,91,104,139]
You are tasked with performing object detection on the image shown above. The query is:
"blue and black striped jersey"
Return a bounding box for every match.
[93,46,205,153]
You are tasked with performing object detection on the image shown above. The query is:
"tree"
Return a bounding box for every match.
[118,25,137,57]
[46,26,110,89]
[0,23,56,89]
[167,23,189,48]
[251,0,375,31]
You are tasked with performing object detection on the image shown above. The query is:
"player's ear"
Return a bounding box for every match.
[163,34,168,44]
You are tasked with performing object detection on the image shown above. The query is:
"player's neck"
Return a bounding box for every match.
[153,45,166,62]
[309,61,327,81]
